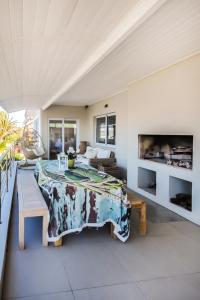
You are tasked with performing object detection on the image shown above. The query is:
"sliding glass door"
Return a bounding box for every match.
[64,120,77,153]
[49,120,63,160]
[48,119,78,159]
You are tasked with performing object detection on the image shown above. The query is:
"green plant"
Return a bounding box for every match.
[0,111,22,153]
[14,152,24,161]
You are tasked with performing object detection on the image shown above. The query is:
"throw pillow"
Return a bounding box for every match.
[85,149,97,159]
[96,149,111,159]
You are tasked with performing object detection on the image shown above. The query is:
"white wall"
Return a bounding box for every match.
[40,105,87,157]
[86,91,128,172]
[127,53,200,223]
[86,53,200,224]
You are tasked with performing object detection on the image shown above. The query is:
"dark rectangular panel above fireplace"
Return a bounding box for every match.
[138,134,193,169]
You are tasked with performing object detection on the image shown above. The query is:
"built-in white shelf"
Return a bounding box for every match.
[138,158,193,172]
[169,176,192,212]
[138,167,156,196]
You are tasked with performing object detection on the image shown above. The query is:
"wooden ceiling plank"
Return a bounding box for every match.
[42,0,166,109]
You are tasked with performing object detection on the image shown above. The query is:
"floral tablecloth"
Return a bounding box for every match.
[35,160,131,242]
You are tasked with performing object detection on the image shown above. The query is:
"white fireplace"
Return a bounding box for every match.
[129,131,199,225]
[138,134,193,169]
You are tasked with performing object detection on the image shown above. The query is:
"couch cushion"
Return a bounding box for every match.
[96,148,111,159]
[84,146,97,159]
[85,148,97,159]
[86,146,93,152]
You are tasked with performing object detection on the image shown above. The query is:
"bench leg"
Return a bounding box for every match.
[42,215,48,247]
[110,223,117,240]
[19,214,24,250]
[140,203,147,236]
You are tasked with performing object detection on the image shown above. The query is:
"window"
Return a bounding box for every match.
[96,116,106,144]
[96,114,116,145]
[107,114,116,145]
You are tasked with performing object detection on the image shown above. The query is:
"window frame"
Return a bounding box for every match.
[95,113,116,147]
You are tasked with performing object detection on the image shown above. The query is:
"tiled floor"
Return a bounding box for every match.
[2,184,200,300]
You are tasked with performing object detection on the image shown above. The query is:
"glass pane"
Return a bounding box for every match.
[96,117,106,144]
[49,120,63,159]
[64,120,77,152]
[107,115,116,145]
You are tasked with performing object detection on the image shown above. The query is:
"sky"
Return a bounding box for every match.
[0,106,25,127]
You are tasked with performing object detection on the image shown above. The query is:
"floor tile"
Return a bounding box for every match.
[110,235,193,281]
[6,291,74,300]
[3,247,71,298]
[171,221,200,240]
[137,273,200,300]
[164,234,200,274]
[58,242,130,290]
[74,283,146,300]
[145,221,180,237]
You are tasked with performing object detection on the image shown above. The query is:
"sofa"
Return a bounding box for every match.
[77,146,116,168]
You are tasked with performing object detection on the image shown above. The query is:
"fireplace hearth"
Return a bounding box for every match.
[139,135,193,169]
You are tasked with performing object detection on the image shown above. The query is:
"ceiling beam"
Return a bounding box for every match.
[42,0,167,110]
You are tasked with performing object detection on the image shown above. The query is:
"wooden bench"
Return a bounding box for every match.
[110,197,147,239]
[17,170,49,250]
[130,198,147,236]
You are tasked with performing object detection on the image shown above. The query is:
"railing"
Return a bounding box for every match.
[0,145,15,224]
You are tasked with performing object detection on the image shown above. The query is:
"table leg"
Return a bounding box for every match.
[110,223,117,240]
[54,237,63,247]
[42,214,48,247]
[19,214,24,250]
[140,203,147,236]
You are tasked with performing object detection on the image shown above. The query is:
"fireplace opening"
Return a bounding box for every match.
[169,176,192,211]
[138,167,156,195]
[139,134,193,169]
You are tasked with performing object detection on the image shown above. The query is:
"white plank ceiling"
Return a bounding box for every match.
[0,0,200,112]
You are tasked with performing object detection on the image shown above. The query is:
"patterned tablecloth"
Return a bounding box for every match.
[35,160,131,242]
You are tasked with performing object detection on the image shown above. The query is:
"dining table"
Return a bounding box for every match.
[35,160,131,243]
